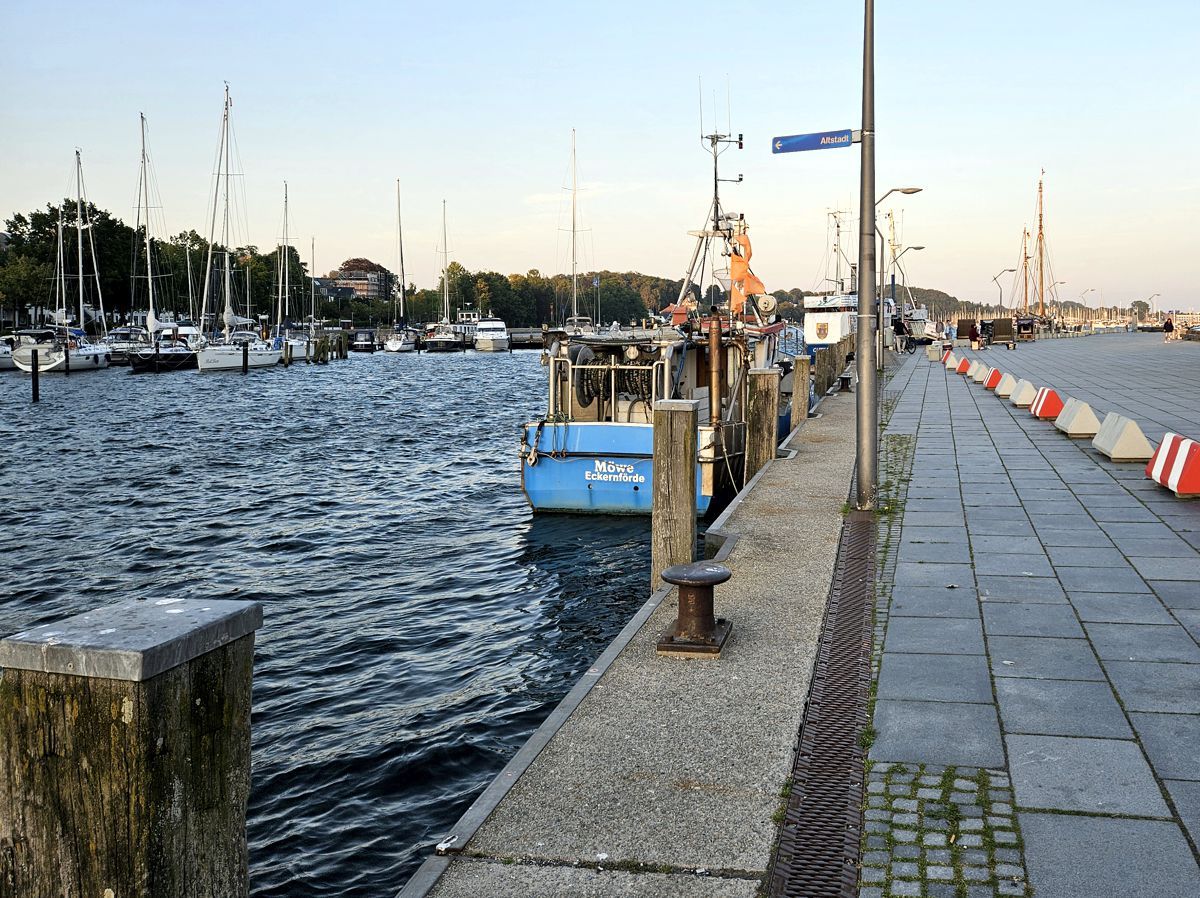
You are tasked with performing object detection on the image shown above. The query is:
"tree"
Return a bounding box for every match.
[1131,300,1150,321]
[0,253,53,326]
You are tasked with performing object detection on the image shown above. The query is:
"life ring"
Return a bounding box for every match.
[68,340,78,350]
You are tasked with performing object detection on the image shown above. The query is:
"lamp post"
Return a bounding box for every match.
[874,189,923,370]
[992,268,1016,311]
[856,0,877,510]
[1144,292,1160,324]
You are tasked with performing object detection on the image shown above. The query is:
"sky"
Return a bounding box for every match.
[3,0,1198,310]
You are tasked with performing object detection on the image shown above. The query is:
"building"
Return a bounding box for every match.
[331,269,393,302]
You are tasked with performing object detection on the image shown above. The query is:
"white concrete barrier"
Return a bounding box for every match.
[1010,379,1038,408]
[926,345,940,361]
[944,352,959,370]
[995,373,1018,397]
[972,363,989,384]
[1092,413,1155,462]
[1054,398,1101,438]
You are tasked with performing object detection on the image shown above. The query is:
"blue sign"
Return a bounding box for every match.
[772,129,855,154]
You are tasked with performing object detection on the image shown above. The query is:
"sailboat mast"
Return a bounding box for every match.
[1021,228,1030,314]
[75,150,85,333]
[283,182,290,322]
[396,180,406,322]
[571,129,578,319]
[442,200,450,322]
[1035,172,1046,318]
[222,87,233,338]
[140,114,156,331]
[56,209,66,324]
[310,236,316,328]
[202,85,230,338]
[186,244,195,322]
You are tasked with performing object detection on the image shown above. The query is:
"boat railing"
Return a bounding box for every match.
[549,356,666,423]
[776,324,807,359]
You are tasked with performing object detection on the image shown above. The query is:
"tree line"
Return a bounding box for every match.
[0,197,970,330]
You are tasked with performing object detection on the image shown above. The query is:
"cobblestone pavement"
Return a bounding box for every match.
[862,335,1200,898]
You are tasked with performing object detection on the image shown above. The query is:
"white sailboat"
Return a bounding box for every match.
[12,152,111,373]
[424,200,467,352]
[273,182,309,361]
[384,180,418,352]
[196,85,280,372]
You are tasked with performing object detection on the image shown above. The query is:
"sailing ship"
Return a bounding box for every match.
[12,153,111,373]
[384,180,418,352]
[424,201,470,352]
[196,85,280,372]
[1012,170,1059,335]
[518,128,791,514]
[272,182,310,361]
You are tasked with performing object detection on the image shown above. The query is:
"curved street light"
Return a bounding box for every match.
[876,186,923,206]
[993,268,1016,308]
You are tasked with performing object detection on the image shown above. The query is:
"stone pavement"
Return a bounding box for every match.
[865,334,1200,898]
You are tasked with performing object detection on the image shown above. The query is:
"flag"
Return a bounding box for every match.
[592,276,600,288]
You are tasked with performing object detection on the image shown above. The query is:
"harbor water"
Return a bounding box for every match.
[0,352,650,896]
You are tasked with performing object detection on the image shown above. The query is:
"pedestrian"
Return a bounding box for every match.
[893,316,908,352]
[1164,316,1174,343]
[944,320,954,341]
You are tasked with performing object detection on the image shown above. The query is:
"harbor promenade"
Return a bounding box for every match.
[403,382,860,897]
[868,333,1200,897]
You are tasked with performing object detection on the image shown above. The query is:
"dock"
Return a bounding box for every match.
[402,331,1200,898]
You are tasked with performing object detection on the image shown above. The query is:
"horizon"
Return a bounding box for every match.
[3,1,1197,312]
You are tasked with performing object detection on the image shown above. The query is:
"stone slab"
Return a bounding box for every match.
[1020,813,1200,898]
[883,617,985,655]
[1130,712,1200,781]
[1084,622,1200,662]
[870,700,1004,768]
[0,598,263,682]
[1069,592,1176,624]
[988,636,1105,681]
[1007,734,1169,816]
[428,861,760,898]
[982,603,1084,638]
[1105,661,1200,713]
[878,653,994,703]
[995,678,1131,738]
[1164,780,1200,847]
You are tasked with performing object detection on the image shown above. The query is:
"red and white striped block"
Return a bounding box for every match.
[955,357,971,375]
[941,349,954,364]
[1030,388,1065,420]
[984,368,1003,390]
[1146,433,1200,498]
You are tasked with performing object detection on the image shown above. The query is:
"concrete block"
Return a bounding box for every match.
[944,351,959,370]
[971,363,989,383]
[956,357,972,374]
[1146,433,1200,498]
[1009,379,1038,408]
[1030,387,1065,420]
[995,373,1018,397]
[984,368,1003,390]
[1055,398,1101,438]
[1092,412,1154,462]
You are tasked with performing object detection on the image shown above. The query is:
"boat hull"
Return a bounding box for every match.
[424,337,464,353]
[197,345,281,371]
[383,337,416,352]
[129,349,198,373]
[475,336,510,352]
[12,344,110,372]
[519,422,709,515]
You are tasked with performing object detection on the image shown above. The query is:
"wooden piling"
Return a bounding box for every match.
[744,368,782,487]
[0,598,263,898]
[651,399,699,593]
[794,355,810,417]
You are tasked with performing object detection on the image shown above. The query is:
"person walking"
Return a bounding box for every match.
[893,316,909,352]
[1164,316,1175,343]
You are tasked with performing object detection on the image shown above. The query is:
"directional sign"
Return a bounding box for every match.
[772,129,855,154]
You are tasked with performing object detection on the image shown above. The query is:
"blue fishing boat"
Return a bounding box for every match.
[519,129,794,515]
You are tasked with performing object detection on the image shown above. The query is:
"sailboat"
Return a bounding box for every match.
[384,180,417,352]
[1012,170,1059,337]
[272,182,310,361]
[11,151,111,373]
[562,129,593,334]
[424,201,468,352]
[196,85,280,372]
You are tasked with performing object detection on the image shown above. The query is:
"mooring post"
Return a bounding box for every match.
[794,355,811,417]
[651,398,699,593]
[241,340,249,374]
[30,349,39,402]
[63,341,70,375]
[0,598,262,898]
[744,367,782,487]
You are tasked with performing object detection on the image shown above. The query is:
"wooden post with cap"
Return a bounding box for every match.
[651,399,699,593]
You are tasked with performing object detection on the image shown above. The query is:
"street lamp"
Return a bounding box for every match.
[874,189,924,372]
[1144,293,1161,323]
[856,0,878,510]
[993,268,1016,308]
[876,187,923,205]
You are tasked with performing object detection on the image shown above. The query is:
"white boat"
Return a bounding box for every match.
[384,330,418,352]
[198,331,281,371]
[196,87,282,373]
[103,326,150,365]
[474,317,510,351]
[425,201,470,352]
[0,339,15,370]
[11,327,111,372]
[383,180,418,353]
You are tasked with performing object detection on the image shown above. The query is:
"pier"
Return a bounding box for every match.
[398,331,1200,897]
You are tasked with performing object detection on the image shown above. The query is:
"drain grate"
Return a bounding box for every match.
[766,509,875,897]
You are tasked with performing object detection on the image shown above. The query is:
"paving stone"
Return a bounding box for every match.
[927,865,955,881]
[922,832,947,847]
[962,866,990,881]
[975,553,1055,577]
[959,818,984,832]
[893,829,918,843]
[993,830,1018,845]
[1164,779,1200,846]
[868,781,887,794]
[925,849,951,864]
[902,526,970,545]
[1045,545,1128,566]
[1106,661,1200,713]
[1111,536,1197,558]
[916,787,941,799]
[976,574,1067,603]
[968,518,1037,537]
[888,783,910,795]
[893,798,919,812]
[994,848,1022,864]
[892,813,919,826]
[863,850,890,865]
[895,561,976,587]
[1129,712,1200,781]
[983,602,1084,637]
[995,677,1131,738]
[965,888,993,898]
[1056,565,1150,594]
[1006,734,1169,816]
[1084,622,1200,662]
[859,889,884,898]
[995,863,1025,879]
[869,795,888,808]
[1069,591,1175,624]
[957,833,984,847]
[997,882,1026,896]
[970,535,1045,554]
[1035,527,1117,547]
[866,835,888,849]
[986,815,1012,827]
[898,540,974,564]
[878,652,994,703]
[865,809,890,821]
[866,821,889,834]
[1149,579,1200,610]
[890,861,919,878]
[991,801,1013,815]
[861,866,886,883]
[871,701,1005,768]
[960,849,988,865]
[890,587,983,619]
[889,881,921,897]
[893,844,920,859]
[1020,812,1200,898]
[959,804,983,817]
[883,617,985,655]
[988,635,1105,680]
[918,775,942,786]
[1129,555,1200,581]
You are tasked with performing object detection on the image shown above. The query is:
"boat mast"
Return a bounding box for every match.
[441,200,450,323]
[186,244,195,323]
[1021,228,1030,314]
[75,150,85,334]
[140,114,157,334]
[56,209,66,325]
[310,236,316,331]
[571,129,578,319]
[201,84,231,339]
[222,89,234,339]
[1035,171,1046,318]
[283,182,290,324]
[396,179,407,324]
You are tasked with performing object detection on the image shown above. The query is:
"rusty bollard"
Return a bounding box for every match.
[656,561,732,658]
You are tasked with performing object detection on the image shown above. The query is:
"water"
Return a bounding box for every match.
[0,352,650,896]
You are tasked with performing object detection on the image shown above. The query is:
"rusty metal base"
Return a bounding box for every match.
[656,619,732,658]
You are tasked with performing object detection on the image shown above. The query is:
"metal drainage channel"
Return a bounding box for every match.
[766,509,874,897]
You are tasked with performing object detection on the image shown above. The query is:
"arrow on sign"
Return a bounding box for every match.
[772,129,857,154]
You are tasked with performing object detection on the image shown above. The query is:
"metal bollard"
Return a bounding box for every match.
[242,341,249,374]
[656,560,732,658]
[31,349,39,402]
